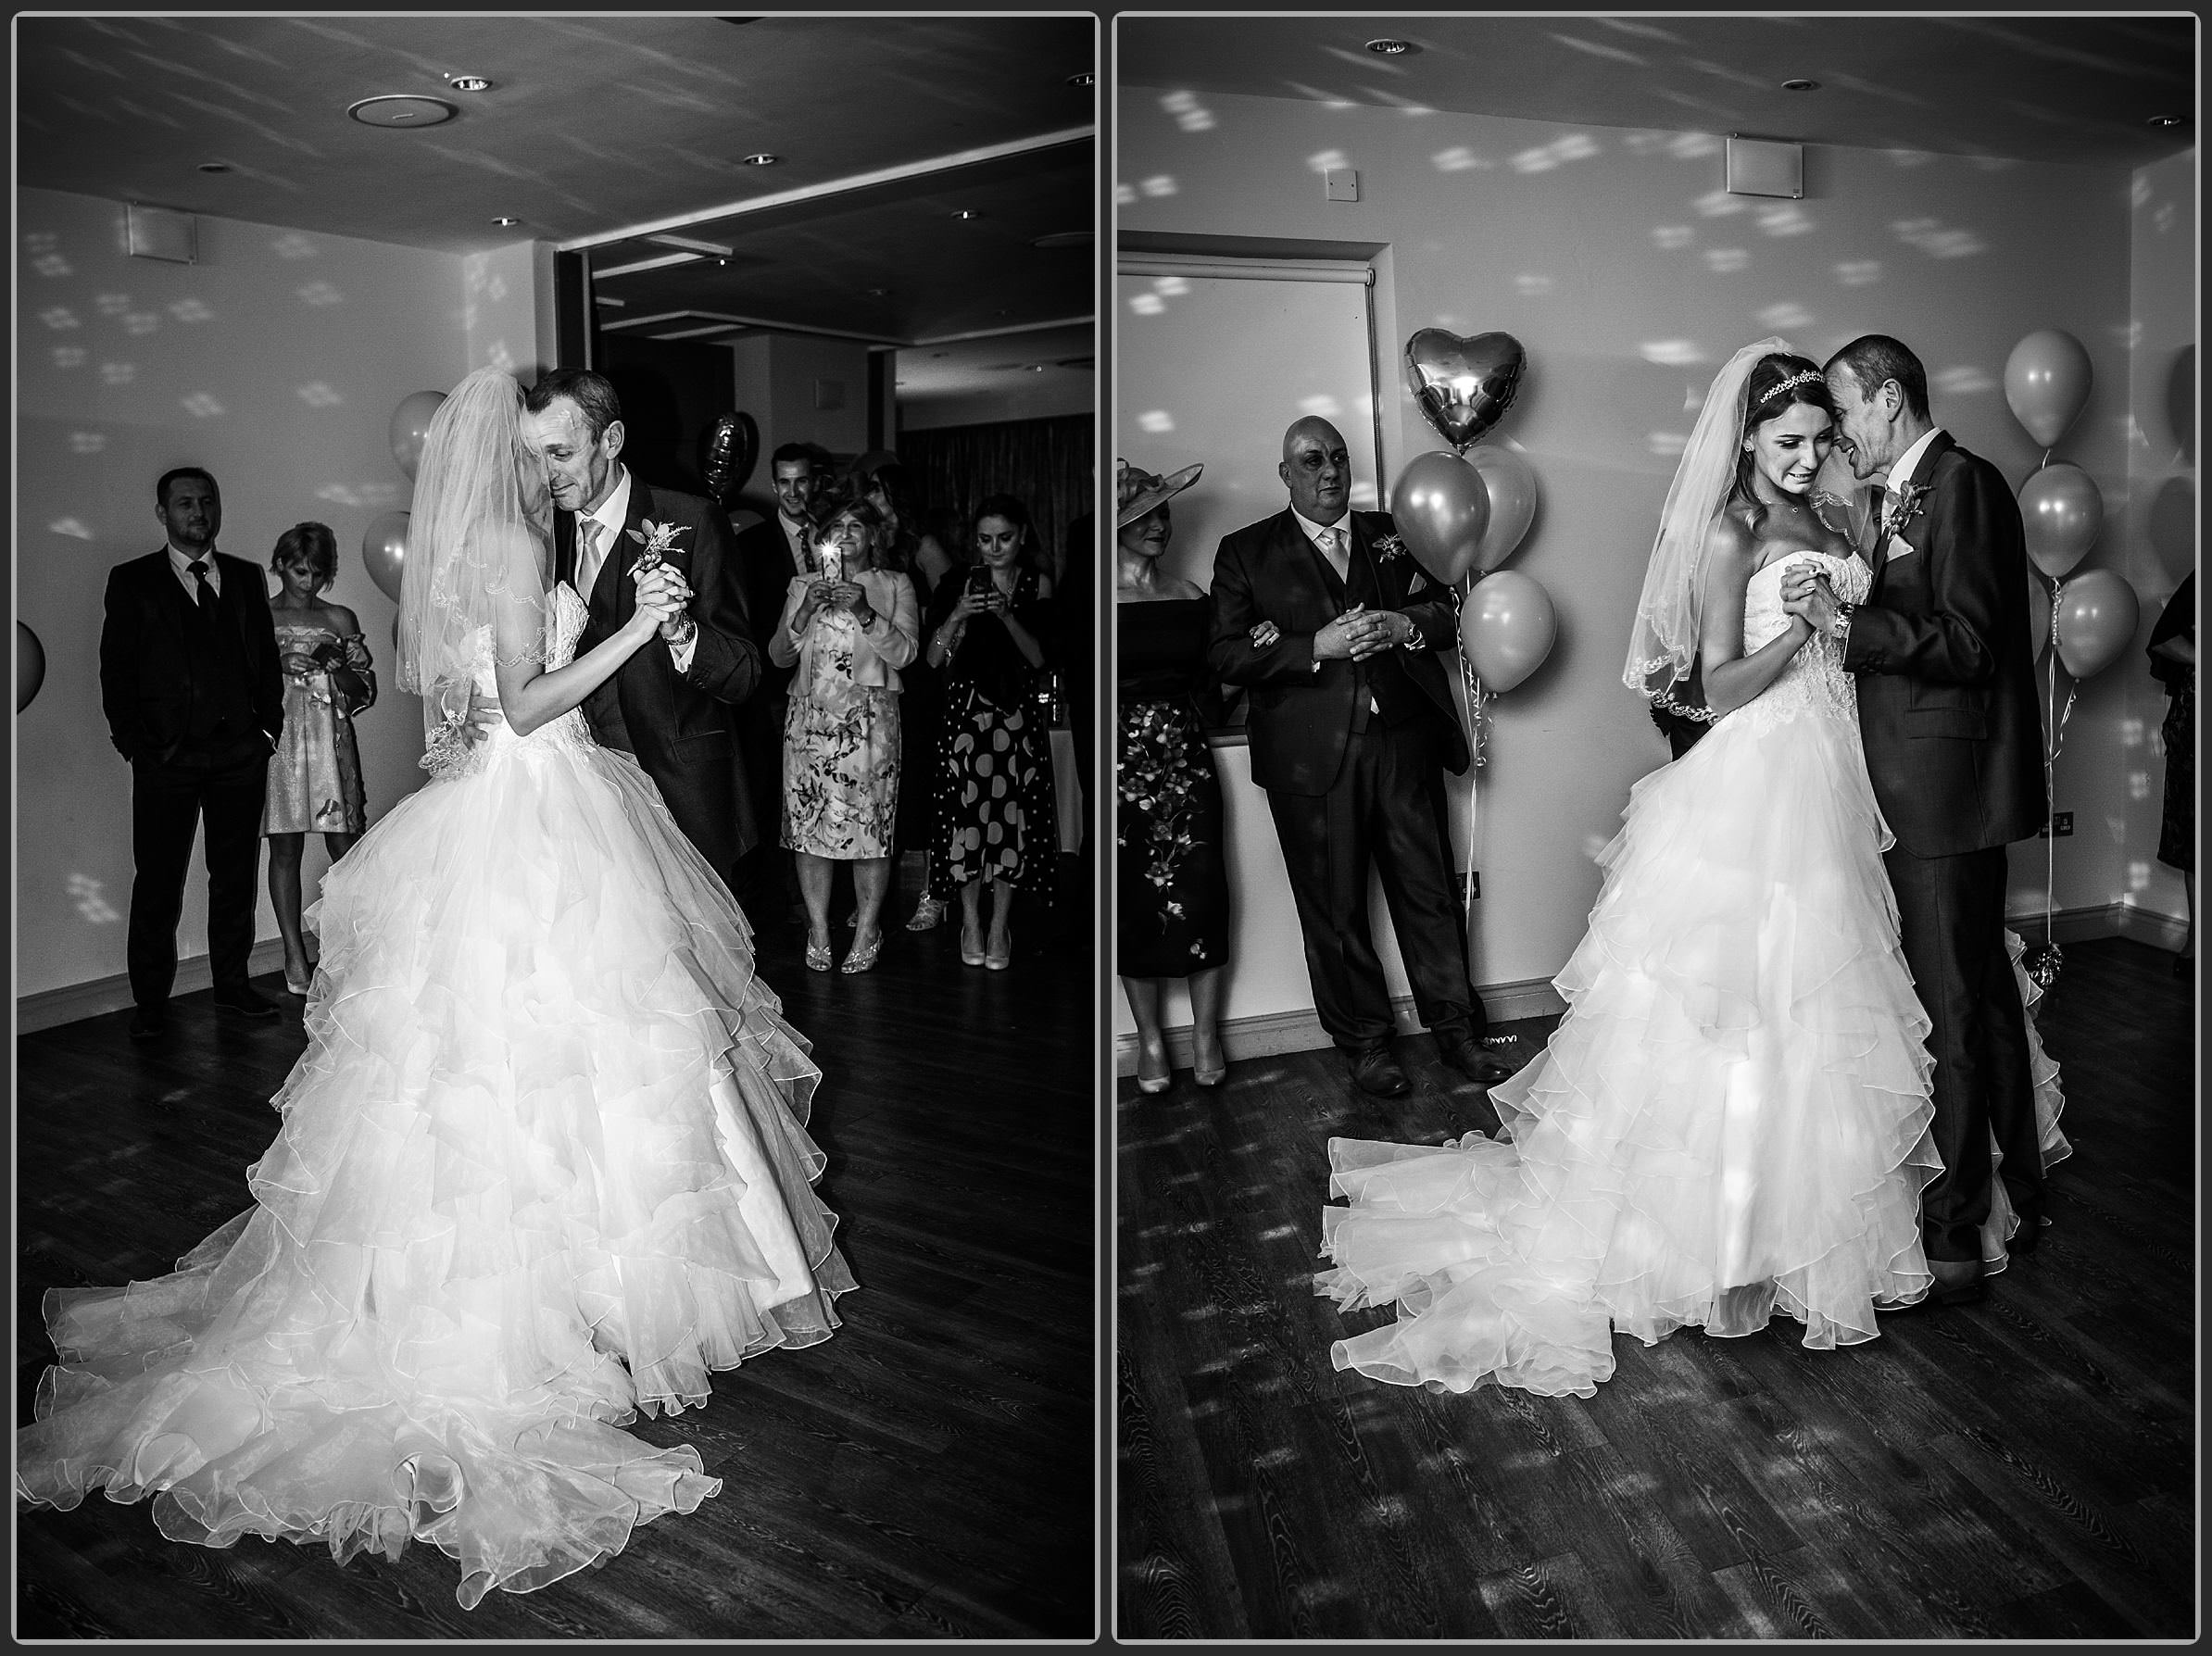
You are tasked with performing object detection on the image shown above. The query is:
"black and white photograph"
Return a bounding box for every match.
[14,12,1097,1639]
[1112,13,2195,1640]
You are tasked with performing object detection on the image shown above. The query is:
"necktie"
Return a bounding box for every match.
[576,518,604,596]
[1319,525,1350,583]
[187,558,218,620]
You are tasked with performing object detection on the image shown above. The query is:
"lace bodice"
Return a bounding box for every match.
[1733,551,1868,734]
[452,583,592,764]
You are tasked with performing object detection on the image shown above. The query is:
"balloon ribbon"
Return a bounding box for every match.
[1451,573,1488,918]
[2040,575,2078,951]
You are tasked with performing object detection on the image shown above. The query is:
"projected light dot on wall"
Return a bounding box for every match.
[53,347,84,369]
[1432,147,1490,172]
[181,392,223,417]
[297,383,344,408]
[1652,226,1693,250]
[1834,260,1884,287]
[298,282,344,307]
[66,874,119,924]
[31,254,70,277]
[170,299,212,322]
[1137,411,1175,433]
[102,363,135,385]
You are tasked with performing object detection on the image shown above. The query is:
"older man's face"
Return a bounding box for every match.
[1279,426,1351,523]
[523,396,622,515]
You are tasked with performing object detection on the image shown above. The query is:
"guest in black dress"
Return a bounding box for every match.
[2148,570,2194,975]
[923,494,1057,969]
[1115,460,1231,1092]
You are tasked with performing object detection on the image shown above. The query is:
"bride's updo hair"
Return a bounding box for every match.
[1728,352,1834,533]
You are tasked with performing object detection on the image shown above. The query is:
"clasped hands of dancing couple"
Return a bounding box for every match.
[1318,334,2065,1399]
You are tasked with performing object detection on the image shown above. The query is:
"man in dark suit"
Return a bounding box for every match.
[1208,417,1511,1098]
[729,442,833,918]
[99,467,285,1036]
[522,370,760,890]
[1791,334,2050,1304]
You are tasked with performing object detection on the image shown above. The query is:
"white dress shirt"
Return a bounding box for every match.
[167,543,221,600]
[1884,426,1945,514]
[575,467,695,673]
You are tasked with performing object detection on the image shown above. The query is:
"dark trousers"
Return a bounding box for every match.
[1885,842,2042,1262]
[128,743,270,1008]
[1265,715,1484,1052]
[734,692,795,916]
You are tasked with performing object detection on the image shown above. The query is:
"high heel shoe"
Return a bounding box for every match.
[906,893,947,932]
[841,929,884,974]
[805,935,834,972]
[1191,1052,1228,1087]
[960,924,987,967]
[985,930,1012,971]
[1136,1036,1171,1094]
[284,967,313,997]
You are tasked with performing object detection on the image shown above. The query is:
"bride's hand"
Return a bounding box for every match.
[626,564,689,635]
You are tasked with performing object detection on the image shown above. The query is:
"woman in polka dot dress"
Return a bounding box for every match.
[921,494,1059,969]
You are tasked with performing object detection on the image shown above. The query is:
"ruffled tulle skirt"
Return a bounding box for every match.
[1317,701,2061,1399]
[17,732,855,1606]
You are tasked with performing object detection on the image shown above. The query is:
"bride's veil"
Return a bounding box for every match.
[1623,335,1796,707]
[395,367,555,738]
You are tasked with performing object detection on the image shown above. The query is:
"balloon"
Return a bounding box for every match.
[389,391,447,481]
[2018,461,2103,579]
[17,621,45,712]
[1389,450,1489,588]
[1405,329,1525,451]
[363,510,410,603]
[2053,568,2141,680]
[2027,568,2052,659]
[1465,445,1539,574]
[1457,569,1557,692]
[2004,330,2093,450]
[698,411,760,506]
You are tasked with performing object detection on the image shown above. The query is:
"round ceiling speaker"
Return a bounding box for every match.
[347,95,459,129]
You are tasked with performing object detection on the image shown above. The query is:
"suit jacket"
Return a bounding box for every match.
[98,548,283,764]
[1207,508,1467,795]
[732,515,806,703]
[564,476,760,873]
[1842,432,2048,857]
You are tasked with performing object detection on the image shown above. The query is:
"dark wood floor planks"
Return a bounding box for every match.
[1116,935,2196,1639]
[17,878,1096,1639]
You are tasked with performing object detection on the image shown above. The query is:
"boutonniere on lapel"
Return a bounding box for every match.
[1881,482,1934,542]
[1374,530,1432,594]
[626,518,688,571]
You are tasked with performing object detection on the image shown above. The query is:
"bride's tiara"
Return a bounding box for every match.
[1755,368,1823,405]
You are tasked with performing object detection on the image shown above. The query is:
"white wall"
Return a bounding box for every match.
[2120,147,2196,933]
[17,187,475,1000]
[1117,85,2164,1046]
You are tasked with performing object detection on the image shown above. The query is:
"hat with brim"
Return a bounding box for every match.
[1117,459,1203,528]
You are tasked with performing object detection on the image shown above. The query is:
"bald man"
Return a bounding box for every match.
[1207,418,1511,1099]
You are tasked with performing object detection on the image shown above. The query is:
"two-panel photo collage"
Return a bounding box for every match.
[10,8,2196,1646]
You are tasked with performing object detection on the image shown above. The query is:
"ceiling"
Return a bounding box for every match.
[16,13,1097,399]
[1115,15,2197,170]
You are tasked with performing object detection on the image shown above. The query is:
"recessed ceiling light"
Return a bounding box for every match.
[1364,38,1418,56]
[444,73,493,93]
[1782,78,1820,92]
[1066,71,1094,87]
[1028,365,1046,373]
[348,94,459,129]
[742,153,779,166]
[195,161,232,174]
[1031,230,1092,249]
[2149,114,2186,128]
[865,288,890,296]
[951,209,981,220]
[492,215,520,226]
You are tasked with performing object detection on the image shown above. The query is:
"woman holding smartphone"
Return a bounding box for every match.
[921,494,1056,969]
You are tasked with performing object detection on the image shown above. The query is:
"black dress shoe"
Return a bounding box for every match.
[1928,1258,1986,1306]
[211,986,280,1021]
[1437,1031,1516,1085]
[127,1005,170,1040]
[1348,1047,1410,1098]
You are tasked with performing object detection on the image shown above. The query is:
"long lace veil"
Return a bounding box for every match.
[395,368,554,740]
[1623,335,1795,705]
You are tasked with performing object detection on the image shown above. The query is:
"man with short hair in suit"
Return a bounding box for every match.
[729,441,834,917]
[522,369,760,890]
[1208,417,1513,1098]
[99,467,286,1036]
[1788,333,2050,1305]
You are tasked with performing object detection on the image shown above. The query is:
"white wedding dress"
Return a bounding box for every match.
[1317,550,2067,1399]
[18,583,855,1606]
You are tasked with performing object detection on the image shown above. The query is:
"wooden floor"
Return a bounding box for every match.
[1117,936,2196,1639]
[16,864,1098,1639]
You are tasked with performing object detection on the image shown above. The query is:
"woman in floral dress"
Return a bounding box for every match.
[1115,460,1230,1092]
[262,521,375,996]
[770,495,921,974]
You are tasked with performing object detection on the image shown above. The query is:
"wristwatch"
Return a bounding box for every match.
[1828,600,1856,645]
[666,613,698,649]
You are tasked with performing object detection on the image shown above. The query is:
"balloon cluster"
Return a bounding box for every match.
[361,390,446,604]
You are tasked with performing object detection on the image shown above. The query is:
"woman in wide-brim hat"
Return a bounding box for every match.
[1115,459,1233,1093]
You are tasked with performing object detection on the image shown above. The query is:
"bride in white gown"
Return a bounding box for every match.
[17,368,855,1606]
[1316,341,2064,1399]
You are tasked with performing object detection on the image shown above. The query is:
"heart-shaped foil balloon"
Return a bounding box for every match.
[1406,329,1526,452]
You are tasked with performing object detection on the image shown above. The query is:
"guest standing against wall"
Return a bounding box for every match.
[99,468,285,1037]
[2149,570,2194,975]
[1115,460,1231,1092]
[1207,418,1512,1099]
[261,521,374,997]
[924,494,1057,969]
